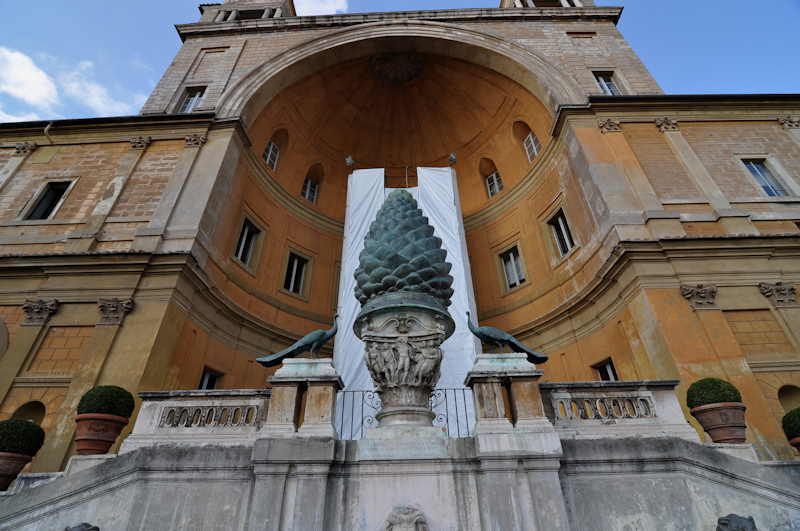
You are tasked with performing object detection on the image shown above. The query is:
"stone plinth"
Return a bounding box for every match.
[264,357,343,438]
[465,353,561,455]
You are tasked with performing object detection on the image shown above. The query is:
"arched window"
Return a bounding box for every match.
[263,129,288,172]
[12,401,45,425]
[779,385,800,413]
[479,158,503,198]
[513,121,541,163]
[301,163,324,203]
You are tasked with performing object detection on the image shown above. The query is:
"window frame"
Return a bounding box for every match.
[523,131,541,163]
[198,367,223,390]
[18,178,78,221]
[593,71,622,96]
[301,176,320,203]
[231,214,265,273]
[485,170,504,198]
[264,140,280,172]
[738,156,795,198]
[497,243,528,293]
[281,248,313,300]
[547,209,576,257]
[592,358,618,382]
[177,86,206,113]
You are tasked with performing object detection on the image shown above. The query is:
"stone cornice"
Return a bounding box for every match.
[0,113,215,145]
[176,7,623,40]
[552,96,800,137]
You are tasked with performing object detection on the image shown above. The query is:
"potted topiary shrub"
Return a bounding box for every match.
[0,419,45,491]
[782,407,800,453]
[686,377,746,443]
[75,385,135,455]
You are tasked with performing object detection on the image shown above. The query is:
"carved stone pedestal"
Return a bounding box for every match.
[465,353,561,453]
[356,308,449,432]
[262,358,342,438]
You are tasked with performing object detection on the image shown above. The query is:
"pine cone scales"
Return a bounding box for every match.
[354,190,454,309]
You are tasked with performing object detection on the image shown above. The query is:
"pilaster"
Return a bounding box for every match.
[132,134,207,252]
[656,118,758,235]
[0,143,37,195]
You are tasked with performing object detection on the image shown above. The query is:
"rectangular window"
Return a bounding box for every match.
[523,131,541,162]
[237,9,265,19]
[593,359,618,382]
[234,218,261,266]
[24,181,71,220]
[742,159,787,197]
[198,368,222,390]
[500,246,526,290]
[301,178,319,203]
[548,209,576,256]
[485,171,503,198]
[178,87,206,113]
[594,71,621,96]
[284,252,308,295]
[264,141,280,171]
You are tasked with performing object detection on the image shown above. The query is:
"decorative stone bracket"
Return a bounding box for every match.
[129,136,152,150]
[655,117,679,132]
[758,281,797,307]
[184,134,207,147]
[21,299,59,326]
[384,505,429,531]
[779,115,800,129]
[13,142,37,156]
[97,298,135,325]
[680,283,718,309]
[598,118,622,133]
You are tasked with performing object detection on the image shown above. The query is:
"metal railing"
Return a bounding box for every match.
[335,388,475,440]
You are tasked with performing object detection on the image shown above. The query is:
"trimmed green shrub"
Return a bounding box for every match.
[77,386,135,418]
[783,408,800,441]
[0,419,45,456]
[686,378,742,409]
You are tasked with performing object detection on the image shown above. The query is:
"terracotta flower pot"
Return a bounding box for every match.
[74,413,128,455]
[690,402,746,443]
[790,436,800,453]
[0,451,32,491]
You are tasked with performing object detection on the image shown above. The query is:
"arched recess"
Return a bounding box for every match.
[264,128,289,172]
[216,20,585,125]
[479,158,503,198]
[12,401,45,425]
[512,120,542,163]
[302,163,324,203]
[779,385,800,413]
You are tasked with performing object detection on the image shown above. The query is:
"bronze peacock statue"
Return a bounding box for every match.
[256,314,338,368]
[466,311,548,364]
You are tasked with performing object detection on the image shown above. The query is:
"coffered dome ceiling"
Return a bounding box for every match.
[257,53,547,168]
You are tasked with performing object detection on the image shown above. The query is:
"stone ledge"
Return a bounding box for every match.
[138,389,271,399]
[540,379,680,390]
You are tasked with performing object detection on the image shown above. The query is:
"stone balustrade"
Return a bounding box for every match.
[119,389,270,453]
[539,380,699,441]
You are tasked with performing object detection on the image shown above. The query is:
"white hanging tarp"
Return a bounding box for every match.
[333,168,384,391]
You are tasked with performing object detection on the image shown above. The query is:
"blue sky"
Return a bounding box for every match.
[0,0,797,122]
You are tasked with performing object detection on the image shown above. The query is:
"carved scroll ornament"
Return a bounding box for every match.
[97,298,135,325]
[758,281,797,307]
[384,505,429,531]
[14,142,37,156]
[22,299,59,326]
[680,284,718,309]
[655,117,679,132]
[598,118,621,133]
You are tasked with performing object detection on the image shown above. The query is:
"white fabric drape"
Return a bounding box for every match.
[333,169,384,391]
[416,167,480,388]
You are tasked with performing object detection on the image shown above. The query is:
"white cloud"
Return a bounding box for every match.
[295,0,348,16]
[0,47,59,109]
[0,105,40,123]
[60,61,136,116]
